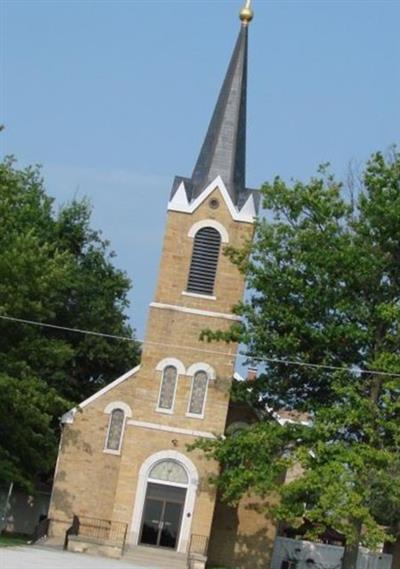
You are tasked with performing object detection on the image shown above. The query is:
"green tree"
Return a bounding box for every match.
[196,149,400,569]
[0,157,140,489]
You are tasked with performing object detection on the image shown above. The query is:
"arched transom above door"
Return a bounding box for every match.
[149,460,189,485]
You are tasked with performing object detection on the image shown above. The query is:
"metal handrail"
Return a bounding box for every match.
[62,515,128,551]
[32,516,50,542]
[76,515,128,548]
[187,533,209,567]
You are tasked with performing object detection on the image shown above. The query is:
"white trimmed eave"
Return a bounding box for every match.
[265,404,312,427]
[230,375,312,426]
[60,365,141,425]
[168,176,256,224]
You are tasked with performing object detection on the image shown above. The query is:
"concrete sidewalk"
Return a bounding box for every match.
[0,545,162,569]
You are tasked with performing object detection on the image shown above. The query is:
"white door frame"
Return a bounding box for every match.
[129,450,199,554]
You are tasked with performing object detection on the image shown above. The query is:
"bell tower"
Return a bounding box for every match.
[133,0,259,437]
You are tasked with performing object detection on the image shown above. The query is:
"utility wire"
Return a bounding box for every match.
[1,313,400,379]
[0,315,133,342]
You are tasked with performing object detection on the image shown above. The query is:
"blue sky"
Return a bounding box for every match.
[2,0,400,341]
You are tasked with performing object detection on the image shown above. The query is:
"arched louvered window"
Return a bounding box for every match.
[157,365,178,412]
[187,227,221,296]
[187,370,209,417]
[105,408,125,452]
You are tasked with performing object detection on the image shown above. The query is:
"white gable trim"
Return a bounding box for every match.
[233,371,245,381]
[170,181,189,209]
[79,365,140,409]
[239,192,256,219]
[188,219,229,243]
[61,365,141,424]
[168,176,256,224]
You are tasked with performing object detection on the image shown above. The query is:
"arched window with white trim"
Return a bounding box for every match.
[105,408,125,452]
[157,365,178,412]
[187,370,209,417]
[103,401,131,455]
[187,226,221,296]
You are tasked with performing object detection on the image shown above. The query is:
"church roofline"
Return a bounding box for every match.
[61,365,141,424]
[168,175,260,223]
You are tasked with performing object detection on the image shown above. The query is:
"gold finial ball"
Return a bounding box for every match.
[239,1,254,24]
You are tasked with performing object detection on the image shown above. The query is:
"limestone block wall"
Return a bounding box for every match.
[48,371,138,534]
[135,311,236,435]
[154,187,253,314]
[48,368,222,548]
[110,425,219,551]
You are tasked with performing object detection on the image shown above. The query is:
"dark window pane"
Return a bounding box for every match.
[160,502,183,548]
[187,227,221,295]
[140,498,163,546]
[146,483,187,503]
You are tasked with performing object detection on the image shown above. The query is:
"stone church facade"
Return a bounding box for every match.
[48,3,277,567]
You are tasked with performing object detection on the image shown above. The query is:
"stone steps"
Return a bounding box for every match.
[35,536,65,549]
[123,545,188,569]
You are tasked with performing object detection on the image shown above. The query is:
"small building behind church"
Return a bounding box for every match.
[47,3,278,568]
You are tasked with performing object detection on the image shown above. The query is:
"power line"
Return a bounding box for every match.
[0,315,133,343]
[1,313,400,379]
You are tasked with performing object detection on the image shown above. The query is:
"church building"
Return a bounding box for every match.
[48,2,278,567]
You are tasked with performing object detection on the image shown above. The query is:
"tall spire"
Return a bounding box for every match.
[189,1,254,206]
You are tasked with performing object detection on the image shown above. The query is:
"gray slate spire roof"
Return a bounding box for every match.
[190,24,249,206]
[170,18,259,213]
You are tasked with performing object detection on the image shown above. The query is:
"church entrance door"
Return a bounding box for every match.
[139,482,186,549]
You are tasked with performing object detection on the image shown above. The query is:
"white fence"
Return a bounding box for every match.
[270,536,393,569]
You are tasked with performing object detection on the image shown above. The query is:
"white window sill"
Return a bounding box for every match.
[155,407,174,415]
[185,412,205,420]
[182,291,216,301]
[103,448,122,456]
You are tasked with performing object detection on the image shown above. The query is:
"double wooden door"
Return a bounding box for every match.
[139,483,186,549]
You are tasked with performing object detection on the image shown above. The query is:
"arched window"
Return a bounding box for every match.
[149,460,189,485]
[105,408,125,452]
[187,370,209,417]
[157,365,178,412]
[187,227,221,296]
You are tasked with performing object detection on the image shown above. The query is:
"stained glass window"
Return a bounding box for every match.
[158,366,178,411]
[149,460,188,484]
[106,409,125,451]
[188,371,208,416]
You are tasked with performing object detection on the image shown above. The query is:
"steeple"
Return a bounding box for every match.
[189,2,253,206]
[169,1,258,214]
